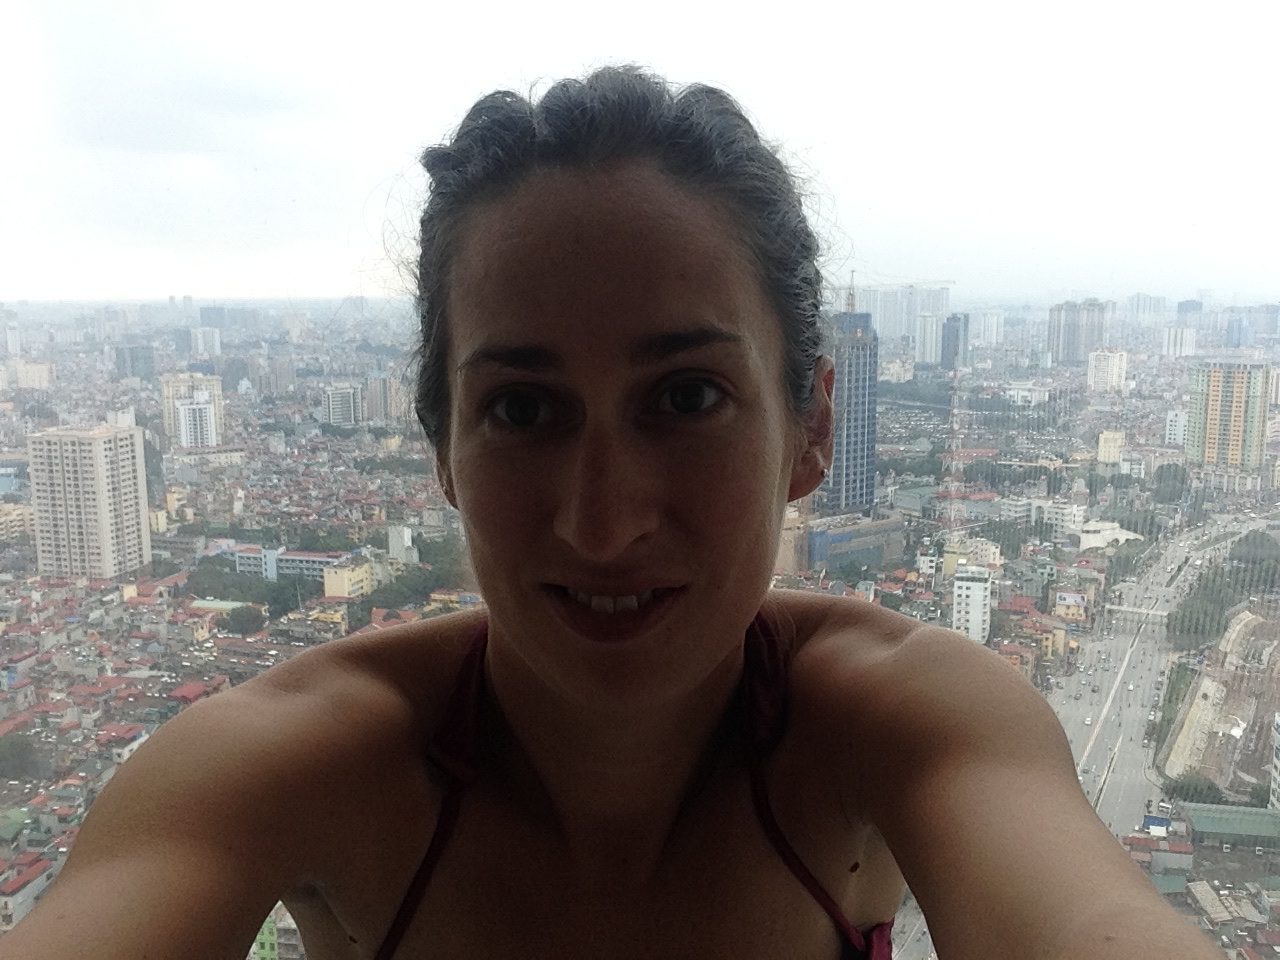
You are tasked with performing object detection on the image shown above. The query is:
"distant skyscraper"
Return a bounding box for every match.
[114,343,155,381]
[824,312,877,515]
[855,285,950,343]
[199,305,228,329]
[940,313,970,371]
[914,313,942,365]
[28,424,152,579]
[325,385,364,427]
[160,373,225,445]
[1185,360,1269,491]
[1126,293,1168,325]
[364,373,391,422]
[1086,350,1127,392]
[1162,326,1197,358]
[1048,299,1113,364]
[5,321,21,357]
[952,563,992,645]
[1165,410,1187,447]
[1224,313,1250,348]
[975,311,1004,345]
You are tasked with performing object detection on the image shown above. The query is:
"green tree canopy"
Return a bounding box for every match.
[1166,772,1225,805]
[1151,463,1189,504]
[0,734,37,779]
[220,605,266,636]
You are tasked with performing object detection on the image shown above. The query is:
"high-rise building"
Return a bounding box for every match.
[914,313,942,365]
[364,373,392,422]
[28,424,152,579]
[1166,410,1187,447]
[1177,300,1204,327]
[5,321,20,357]
[114,343,155,381]
[940,313,970,371]
[1087,350,1128,393]
[175,390,220,447]
[823,312,877,515]
[1162,326,1197,358]
[174,326,223,358]
[975,311,1004,345]
[199,305,228,328]
[1126,293,1168,325]
[1048,299,1113,364]
[160,373,225,444]
[854,285,950,343]
[1224,312,1251,349]
[1185,360,1269,491]
[1097,430,1125,465]
[952,562,992,645]
[325,385,364,427]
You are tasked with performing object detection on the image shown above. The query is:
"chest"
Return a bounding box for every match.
[289,753,901,960]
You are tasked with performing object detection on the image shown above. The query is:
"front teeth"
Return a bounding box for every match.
[569,589,655,613]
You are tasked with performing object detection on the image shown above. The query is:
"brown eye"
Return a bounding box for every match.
[488,391,552,429]
[657,379,724,416]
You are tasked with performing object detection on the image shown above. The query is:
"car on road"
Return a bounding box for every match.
[1128,683,1135,691]
[1074,693,1082,700]
[1084,717,1093,726]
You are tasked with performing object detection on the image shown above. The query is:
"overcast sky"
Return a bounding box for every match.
[3,1,1278,306]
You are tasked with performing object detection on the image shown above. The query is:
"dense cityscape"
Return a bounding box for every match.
[0,288,1279,957]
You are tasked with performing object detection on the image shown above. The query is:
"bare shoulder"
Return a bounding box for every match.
[776,594,1220,958]
[244,603,490,744]
[777,591,1062,803]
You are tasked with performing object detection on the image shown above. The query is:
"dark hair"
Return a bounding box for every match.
[413,65,825,456]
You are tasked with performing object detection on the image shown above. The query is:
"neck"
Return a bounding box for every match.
[482,630,747,887]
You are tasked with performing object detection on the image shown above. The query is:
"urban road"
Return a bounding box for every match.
[890,511,1277,959]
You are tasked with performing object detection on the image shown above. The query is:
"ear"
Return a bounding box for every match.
[787,356,835,503]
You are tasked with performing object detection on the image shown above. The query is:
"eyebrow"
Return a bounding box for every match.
[456,326,746,373]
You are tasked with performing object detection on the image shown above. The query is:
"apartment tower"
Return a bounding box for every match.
[28,424,152,579]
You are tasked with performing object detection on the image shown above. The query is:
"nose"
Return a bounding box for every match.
[551,426,661,562]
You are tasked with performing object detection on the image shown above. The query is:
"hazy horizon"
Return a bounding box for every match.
[5,1,1278,305]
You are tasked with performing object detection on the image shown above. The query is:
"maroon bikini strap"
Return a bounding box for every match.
[372,621,488,960]
[744,613,870,955]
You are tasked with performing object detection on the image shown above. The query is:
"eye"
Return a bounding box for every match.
[487,391,553,429]
[656,379,726,416]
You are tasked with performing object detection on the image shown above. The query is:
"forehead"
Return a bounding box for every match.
[446,160,779,361]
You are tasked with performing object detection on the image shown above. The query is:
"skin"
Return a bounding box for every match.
[7,159,1220,960]
[434,159,835,883]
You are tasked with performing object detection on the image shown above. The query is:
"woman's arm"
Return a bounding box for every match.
[808,610,1219,960]
[3,690,300,959]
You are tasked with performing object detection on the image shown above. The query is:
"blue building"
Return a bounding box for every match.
[823,312,878,516]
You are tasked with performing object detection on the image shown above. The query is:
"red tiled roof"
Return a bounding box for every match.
[168,681,208,703]
[0,860,51,896]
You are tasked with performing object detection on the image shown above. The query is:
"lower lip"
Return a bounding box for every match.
[542,585,685,643]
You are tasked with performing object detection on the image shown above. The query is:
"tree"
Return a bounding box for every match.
[143,438,164,506]
[1166,772,1225,805]
[296,527,357,552]
[221,605,266,636]
[149,558,181,578]
[0,734,37,778]
[1151,463,1188,504]
[1249,781,1271,807]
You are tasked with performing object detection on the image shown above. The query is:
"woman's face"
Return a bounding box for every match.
[439,159,831,708]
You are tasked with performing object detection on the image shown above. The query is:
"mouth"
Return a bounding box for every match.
[541,584,686,642]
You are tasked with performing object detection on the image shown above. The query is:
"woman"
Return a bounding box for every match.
[12,67,1216,959]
